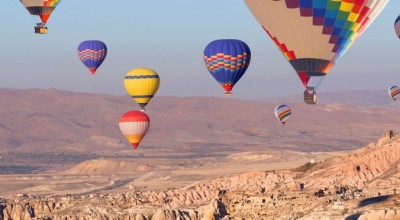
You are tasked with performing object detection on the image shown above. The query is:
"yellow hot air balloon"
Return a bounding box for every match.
[124,68,160,111]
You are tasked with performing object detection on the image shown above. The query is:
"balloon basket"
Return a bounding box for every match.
[224,92,233,96]
[304,93,318,105]
[34,26,48,34]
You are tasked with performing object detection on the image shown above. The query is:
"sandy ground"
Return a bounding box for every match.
[0,150,338,198]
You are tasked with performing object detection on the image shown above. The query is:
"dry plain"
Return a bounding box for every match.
[1,88,400,219]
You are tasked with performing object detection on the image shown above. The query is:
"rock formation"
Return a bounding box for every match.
[1,131,400,219]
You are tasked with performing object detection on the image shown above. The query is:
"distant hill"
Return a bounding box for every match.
[0,88,398,162]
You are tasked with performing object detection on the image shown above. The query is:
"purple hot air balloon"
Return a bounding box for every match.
[77,40,107,76]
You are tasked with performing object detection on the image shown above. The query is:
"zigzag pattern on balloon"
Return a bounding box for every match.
[244,0,388,90]
[43,0,60,7]
[204,54,250,72]
[78,49,106,61]
[269,0,387,60]
[125,75,160,79]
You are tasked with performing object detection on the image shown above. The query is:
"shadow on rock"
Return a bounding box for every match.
[358,195,392,208]
[345,213,362,220]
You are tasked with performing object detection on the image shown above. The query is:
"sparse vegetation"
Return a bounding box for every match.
[294,162,317,173]
[0,165,39,174]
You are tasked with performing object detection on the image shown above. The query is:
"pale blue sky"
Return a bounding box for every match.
[0,1,399,99]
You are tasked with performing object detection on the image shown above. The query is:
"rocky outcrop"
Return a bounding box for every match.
[1,131,400,219]
[356,209,400,220]
[299,130,400,190]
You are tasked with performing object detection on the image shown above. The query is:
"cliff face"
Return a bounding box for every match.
[1,131,400,219]
[299,131,400,189]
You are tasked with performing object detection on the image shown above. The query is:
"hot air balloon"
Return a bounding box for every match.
[388,86,400,101]
[124,68,160,111]
[395,16,400,38]
[203,39,251,95]
[19,0,61,34]
[119,111,150,150]
[274,104,292,126]
[244,0,389,104]
[78,40,108,76]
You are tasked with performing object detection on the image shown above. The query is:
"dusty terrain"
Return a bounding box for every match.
[0,150,336,197]
[1,88,400,219]
[0,88,398,175]
[1,132,400,219]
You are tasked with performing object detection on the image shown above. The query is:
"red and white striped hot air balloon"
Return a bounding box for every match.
[118,111,150,149]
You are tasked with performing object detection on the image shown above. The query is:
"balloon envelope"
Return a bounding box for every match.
[119,111,150,149]
[124,68,160,111]
[244,0,389,90]
[395,16,400,39]
[388,86,400,101]
[274,104,292,126]
[78,40,108,75]
[203,39,251,95]
[20,0,61,24]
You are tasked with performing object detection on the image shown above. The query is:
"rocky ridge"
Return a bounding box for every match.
[1,131,400,219]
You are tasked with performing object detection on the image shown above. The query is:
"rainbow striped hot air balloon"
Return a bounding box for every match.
[274,105,292,126]
[124,68,160,111]
[119,111,150,150]
[388,86,400,101]
[78,40,108,76]
[19,0,61,34]
[203,39,251,95]
[244,0,389,103]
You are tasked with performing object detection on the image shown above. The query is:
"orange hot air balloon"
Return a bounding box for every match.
[118,111,150,149]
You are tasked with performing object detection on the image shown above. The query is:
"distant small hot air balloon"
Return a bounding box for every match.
[388,86,400,101]
[78,40,108,76]
[124,68,160,111]
[274,105,292,126]
[119,111,150,150]
[203,39,251,95]
[395,16,400,38]
[19,0,61,34]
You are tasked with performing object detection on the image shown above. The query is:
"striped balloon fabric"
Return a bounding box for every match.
[124,68,160,111]
[203,39,251,95]
[119,111,150,149]
[244,0,389,91]
[20,0,61,24]
[274,105,292,126]
[388,86,400,101]
[395,16,400,39]
[77,40,107,75]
